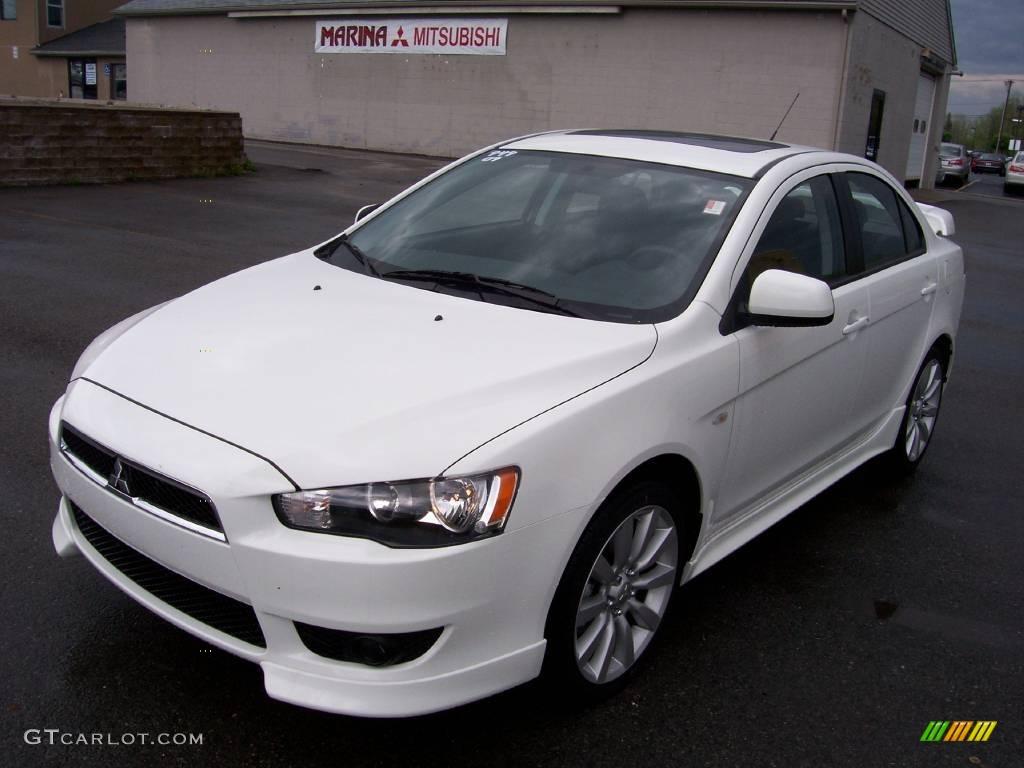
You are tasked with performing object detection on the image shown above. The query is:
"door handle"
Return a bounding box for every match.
[842,316,870,335]
[921,282,939,297]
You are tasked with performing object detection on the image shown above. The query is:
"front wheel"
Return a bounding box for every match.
[886,355,945,473]
[544,481,683,695]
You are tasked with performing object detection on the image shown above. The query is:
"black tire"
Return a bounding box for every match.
[542,479,685,700]
[885,353,946,475]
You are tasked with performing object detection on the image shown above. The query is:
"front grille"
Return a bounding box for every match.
[70,502,266,648]
[61,427,117,479]
[60,422,222,535]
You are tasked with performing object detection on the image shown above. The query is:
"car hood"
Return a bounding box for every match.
[79,253,658,489]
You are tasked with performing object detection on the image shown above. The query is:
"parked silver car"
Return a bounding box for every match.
[937,143,970,187]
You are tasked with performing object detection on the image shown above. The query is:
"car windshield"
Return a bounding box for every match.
[939,144,962,158]
[1016,153,1024,163]
[981,153,1003,160]
[331,150,751,323]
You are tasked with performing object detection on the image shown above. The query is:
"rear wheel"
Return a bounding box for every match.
[886,355,945,474]
[544,480,683,696]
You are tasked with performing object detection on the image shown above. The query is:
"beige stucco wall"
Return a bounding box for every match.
[835,10,950,186]
[126,8,848,158]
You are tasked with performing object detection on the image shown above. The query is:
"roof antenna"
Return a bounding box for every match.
[770,92,800,141]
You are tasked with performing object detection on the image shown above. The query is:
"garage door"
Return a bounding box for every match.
[906,73,936,181]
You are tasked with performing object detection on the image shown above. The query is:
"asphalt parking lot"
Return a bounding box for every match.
[2,142,1021,767]
[943,169,1022,199]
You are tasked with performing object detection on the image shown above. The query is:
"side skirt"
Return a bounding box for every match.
[679,407,904,583]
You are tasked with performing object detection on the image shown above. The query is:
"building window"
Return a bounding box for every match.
[1,0,16,21]
[46,0,63,27]
[112,63,127,100]
[864,89,886,161]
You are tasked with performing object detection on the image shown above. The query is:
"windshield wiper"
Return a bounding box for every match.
[315,235,380,278]
[381,269,581,317]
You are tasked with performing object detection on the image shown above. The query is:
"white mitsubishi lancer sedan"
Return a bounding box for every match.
[49,130,964,717]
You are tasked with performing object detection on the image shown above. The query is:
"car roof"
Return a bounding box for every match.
[501,129,822,179]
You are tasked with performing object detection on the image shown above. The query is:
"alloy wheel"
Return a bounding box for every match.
[905,359,943,462]
[574,505,678,684]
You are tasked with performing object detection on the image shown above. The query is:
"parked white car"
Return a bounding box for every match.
[49,130,965,717]
[1005,152,1024,193]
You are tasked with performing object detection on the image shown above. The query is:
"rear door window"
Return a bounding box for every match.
[845,173,925,273]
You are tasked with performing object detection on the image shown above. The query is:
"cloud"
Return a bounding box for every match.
[947,0,1024,114]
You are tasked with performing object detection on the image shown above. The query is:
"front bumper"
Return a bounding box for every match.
[49,381,584,717]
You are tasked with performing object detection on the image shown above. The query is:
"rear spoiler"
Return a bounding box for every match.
[916,203,955,237]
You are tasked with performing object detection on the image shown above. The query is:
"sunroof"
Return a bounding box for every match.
[570,130,786,153]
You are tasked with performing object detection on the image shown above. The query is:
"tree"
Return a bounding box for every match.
[948,96,1024,152]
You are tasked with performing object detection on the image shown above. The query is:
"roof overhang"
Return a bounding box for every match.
[31,49,125,57]
[229,5,620,16]
[116,1,859,19]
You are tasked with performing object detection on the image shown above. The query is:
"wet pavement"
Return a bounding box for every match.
[942,169,1022,199]
[1,142,1021,767]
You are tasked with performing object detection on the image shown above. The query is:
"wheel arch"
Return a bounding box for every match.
[928,333,954,379]
[605,454,704,565]
[541,451,705,652]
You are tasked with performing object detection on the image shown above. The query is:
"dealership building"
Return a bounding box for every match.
[114,0,956,186]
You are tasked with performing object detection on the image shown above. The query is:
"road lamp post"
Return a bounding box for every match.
[996,80,1014,153]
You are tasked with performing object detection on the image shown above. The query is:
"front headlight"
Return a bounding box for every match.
[273,467,520,548]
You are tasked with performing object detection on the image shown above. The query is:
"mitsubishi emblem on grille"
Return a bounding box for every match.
[108,458,131,496]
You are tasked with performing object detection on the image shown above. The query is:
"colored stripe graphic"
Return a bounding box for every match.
[921,721,996,742]
[945,721,971,741]
[921,721,950,741]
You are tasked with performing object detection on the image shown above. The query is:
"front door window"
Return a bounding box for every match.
[68,59,98,100]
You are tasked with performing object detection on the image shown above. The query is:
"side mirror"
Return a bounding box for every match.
[354,203,380,224]
[744,269,835,327]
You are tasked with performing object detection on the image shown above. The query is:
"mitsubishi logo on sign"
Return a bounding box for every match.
[315,18,507,55]
[108,458,131,496]
[391,26,409,47]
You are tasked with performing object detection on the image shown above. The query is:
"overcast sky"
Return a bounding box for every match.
[947,0,1024,116]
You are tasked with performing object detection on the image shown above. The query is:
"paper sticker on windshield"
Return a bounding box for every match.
[481,150,517,163]
[703,200,727,216]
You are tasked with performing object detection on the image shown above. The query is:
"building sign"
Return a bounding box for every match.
[315,18,507,55]
[85,63,97,86]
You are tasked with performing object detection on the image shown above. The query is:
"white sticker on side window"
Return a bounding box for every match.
[703,200,727,216]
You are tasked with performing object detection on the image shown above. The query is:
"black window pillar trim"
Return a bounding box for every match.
[831,172,866,277]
